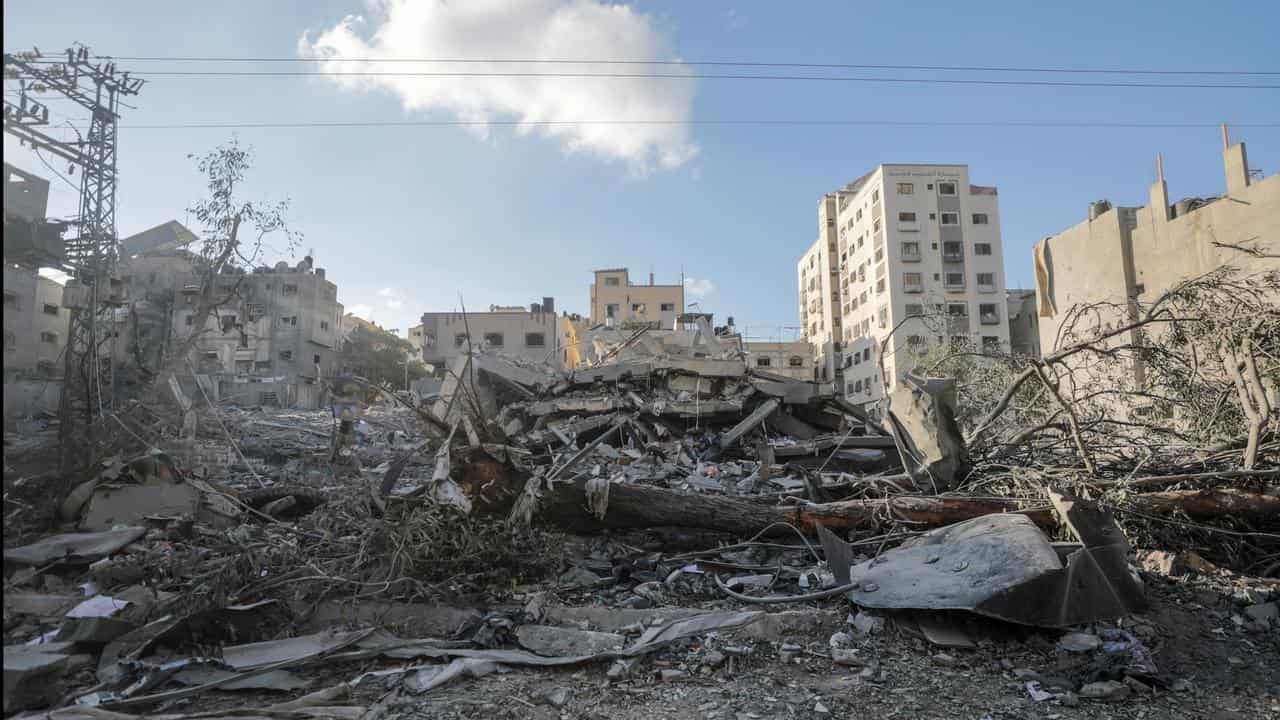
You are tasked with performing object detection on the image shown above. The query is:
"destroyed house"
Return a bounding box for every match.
[418,298,570,370]
[116,223,344,409]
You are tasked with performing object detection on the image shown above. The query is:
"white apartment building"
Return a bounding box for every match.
[799,164,1011,413]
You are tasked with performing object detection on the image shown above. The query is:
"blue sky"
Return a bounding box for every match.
[5,1,1278,340]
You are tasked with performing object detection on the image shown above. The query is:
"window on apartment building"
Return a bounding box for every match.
[903,272,923,293]
[874,247,884,263]
[606,303,619,318]
[977,272,995,289]
[281,316,298,326]
[221,315,237,332]
[454,333,468,347]
[974,243,993,256]
[902,241,920,258]
[279,350,293,361]
[940,212,959,225]
[319,320,329,331]
[875,278,886,294]
[945,273,965,287]
[896,182,914,194]
[484,332,504,347]
[982,336,1001,352]
[907,335,926,349]
[854,379,863,393]
[3,292,18,308]
[604,276,621,287]
[42,303,59,315]
[858,265,866,282]
[905,303,924,317]
[254,360,271,372]
[872,189,880,203]
[525,333,545,347]
[877,306,888,328]
[979,303,1000,324]
[855,208,862,221]
[185,315,194,326]
[313,354,321,365]
[857,235,865,249]
[789,356,804,367]
[943,241,963,258]
[184,294,195,305]
[756,357,771,367]
[853,351,861,366]
[898,212,916,222]
[938,182,957,196]
[282,283,298,295]
[947,303,969,317]
[972,213,989,225]
[40,331,58,343]
[949,335,968,349]
[631,303,646,314]
[873,217,882,233]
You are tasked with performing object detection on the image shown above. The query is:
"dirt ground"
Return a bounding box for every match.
[136,551,1278,720]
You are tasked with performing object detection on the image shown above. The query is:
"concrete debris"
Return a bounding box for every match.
[882,373,969,490]
[1078,680,1131,702]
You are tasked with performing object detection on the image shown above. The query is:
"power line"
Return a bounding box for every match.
[86,55,1280,76]
[116,119,1280,130]
[103,70,1280,89]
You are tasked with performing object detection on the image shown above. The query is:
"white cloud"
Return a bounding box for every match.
[376,286,405,309]
[348,303,374,319]
[299,0,699,173]
[684,276,715,299]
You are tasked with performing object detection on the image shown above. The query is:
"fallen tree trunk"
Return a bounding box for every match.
[533,478,1056,535]
[1125,488,1280,520]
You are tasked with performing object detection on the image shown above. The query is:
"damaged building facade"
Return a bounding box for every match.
[589,268,684,328]
[417,299,571,370]
[3,163,69,422]
[741,340,814,380]
[800,164,1011,413]
[116,221,345,409]
[1033,133,1279,383]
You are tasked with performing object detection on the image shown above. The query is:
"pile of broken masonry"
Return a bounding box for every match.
[3,332,1277,718]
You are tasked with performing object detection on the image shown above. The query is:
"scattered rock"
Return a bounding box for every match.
[1123,676,1153,694]
[814,701,830,714]
[828,631,854,649]
[606,659,638,680]
[1242,602,1277,624]
[543,687,570,708]
[778,643,803,663]
[932,652,956,666]
[1170,678,1193,693]
[516,625,625,657]
[1079,680,1131,702]
[1057,631,1101,652]
[851,612,885,636]
[831,648,862,666]
[3,645,69,714]
[660,669,686,682]
[1059,692,1080,707]
[702,650,726,668]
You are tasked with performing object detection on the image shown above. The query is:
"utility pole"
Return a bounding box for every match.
[3,46,144,473]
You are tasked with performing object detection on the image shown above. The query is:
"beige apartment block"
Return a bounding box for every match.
[1034,133,1278,383]
[800,164,1010,414]
[418,298,570,370]
[743,340,813,380]
[1006,289,1041,358]
[589,268,684,328]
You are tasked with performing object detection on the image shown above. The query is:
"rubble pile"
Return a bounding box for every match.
[2,342,1277,718]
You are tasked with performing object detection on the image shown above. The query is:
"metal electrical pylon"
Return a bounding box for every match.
[3,46,144,471]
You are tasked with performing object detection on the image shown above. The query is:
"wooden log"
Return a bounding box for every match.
[533,478,1054,535]
[1126,488,1280,520]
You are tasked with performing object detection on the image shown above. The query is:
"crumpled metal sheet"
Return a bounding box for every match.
[838,491,1146,628]
[845,513,1061,616]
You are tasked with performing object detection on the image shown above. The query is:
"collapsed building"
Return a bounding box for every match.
[114,222,345,409]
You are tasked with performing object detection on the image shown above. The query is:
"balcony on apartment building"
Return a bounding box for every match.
[942,242,964,263]
[979,304,1001,325]
[900,242,921,262]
